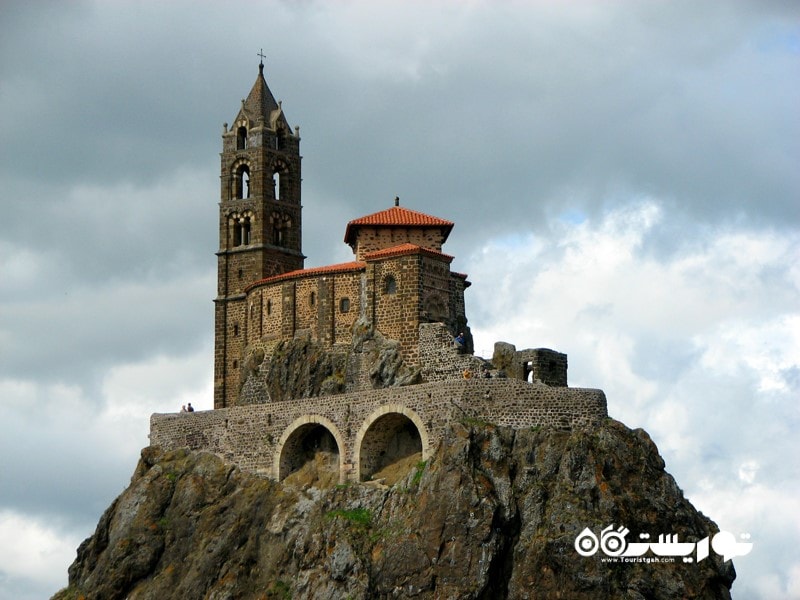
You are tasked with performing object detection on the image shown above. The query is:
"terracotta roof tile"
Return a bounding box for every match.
[344,206,454,245]
[245,261,366,292]
[363,243,454,263]
[452,271,472,288]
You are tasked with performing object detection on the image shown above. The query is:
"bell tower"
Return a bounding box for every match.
[214,58,304,408]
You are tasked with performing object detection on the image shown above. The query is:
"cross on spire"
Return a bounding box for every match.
[257,48,266,73]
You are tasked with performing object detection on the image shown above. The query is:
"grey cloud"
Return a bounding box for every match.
[0,575,54,600]
[0,274,213,385]
[2,1,797,248]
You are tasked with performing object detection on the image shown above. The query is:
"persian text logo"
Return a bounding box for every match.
[574,524,753,563]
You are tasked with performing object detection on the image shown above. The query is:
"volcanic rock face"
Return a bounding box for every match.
[54,420,734,599]
[238,323,422,405]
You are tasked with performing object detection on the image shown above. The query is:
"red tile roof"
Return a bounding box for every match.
[344,206,454,245]
[452,271,472,288]
[363,243,454,263]
[245,261,366,292]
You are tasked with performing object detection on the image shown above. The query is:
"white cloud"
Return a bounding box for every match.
[0,345,213,541]
[468,199,800,597]
[0,510,80,597]
[738,460,759,485]
[698,315,800,394]
[693,480,800,599]
[101,347,215,418]
[0,343,212,600]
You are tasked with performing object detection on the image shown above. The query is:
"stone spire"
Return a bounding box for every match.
[236,61,291,131]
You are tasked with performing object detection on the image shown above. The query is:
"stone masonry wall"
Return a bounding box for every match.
[523,348,568,386]
[332,272,362,346]
[418,322,485,382]
[374,254,421,362]
[353,227,446,261]
[214,296,247,409]
[420,256,456,341]
[151,378,607,482]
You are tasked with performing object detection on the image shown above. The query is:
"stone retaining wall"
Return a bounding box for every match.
[150,378,607,482]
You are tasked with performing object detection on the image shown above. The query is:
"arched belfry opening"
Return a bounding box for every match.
[278,421,341,487]
[232,216,251,247]
[236,125,247,150]
[276,126,286,150]
[272,160,289,201]
[271,211,292,247]
[358,411,424,485]
[228,211,254,248]
[272,171,281,200]
[234,164,250,199]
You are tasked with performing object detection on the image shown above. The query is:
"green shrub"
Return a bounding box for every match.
[325,507,372,527]
[411,460,428,486]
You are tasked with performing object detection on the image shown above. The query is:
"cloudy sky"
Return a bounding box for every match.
[1,1,798,598]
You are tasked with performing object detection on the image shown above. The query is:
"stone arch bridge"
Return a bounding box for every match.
[150,379,606,483]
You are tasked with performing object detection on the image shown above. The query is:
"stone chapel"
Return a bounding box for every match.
[214,62,472,409]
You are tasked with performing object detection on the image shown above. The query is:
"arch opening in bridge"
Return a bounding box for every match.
[276,416,343,487]
[356,407,428,485]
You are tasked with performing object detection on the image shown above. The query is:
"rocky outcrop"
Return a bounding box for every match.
[254,337,348,403]
[54,419,734,599]
[492,341,522,379]
[239,321,421,404]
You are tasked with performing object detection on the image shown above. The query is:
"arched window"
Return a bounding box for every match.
[273,161,290,201]
[273,171,281,200]
[385,275,397,294]
[241,216,251,245]
[231,213,253,247]
[267,299,272,315]
[232,218,241,246]
[339,298,350,313]
[282,214,292,245]
[236,126,247,150]
[309,291,316,307]
[234,164,250,199]
[272,212,292,247]
[271,212,282,246]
